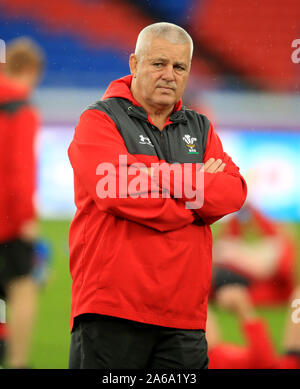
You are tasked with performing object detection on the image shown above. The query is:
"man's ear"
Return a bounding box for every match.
[129,54,138,78]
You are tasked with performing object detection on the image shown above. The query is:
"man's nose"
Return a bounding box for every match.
[161,64,175,81]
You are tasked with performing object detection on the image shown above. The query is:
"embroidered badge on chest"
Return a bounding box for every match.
[139,135,154,147]
[183,134,199,154]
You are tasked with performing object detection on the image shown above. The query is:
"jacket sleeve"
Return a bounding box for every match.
[159,123,247,225]
[68,109,195,232]
[208,319,278,369]
[242,319,278,369]
[195,123,247,224]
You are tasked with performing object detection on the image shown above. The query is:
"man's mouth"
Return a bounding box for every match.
[157,86,175,92]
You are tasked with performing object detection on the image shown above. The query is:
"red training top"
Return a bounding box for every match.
[0,73,39,242]
[68,75,247,332]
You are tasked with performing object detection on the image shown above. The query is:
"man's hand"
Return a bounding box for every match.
[204,158,225,173]
[19,219,39,242]
[215,284,256,321]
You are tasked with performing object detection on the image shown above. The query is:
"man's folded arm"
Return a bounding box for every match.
[68,109,195,232]
[198,124,247,224]
[156,122,247,225]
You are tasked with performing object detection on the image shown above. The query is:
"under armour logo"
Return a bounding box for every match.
[139,135,154,147]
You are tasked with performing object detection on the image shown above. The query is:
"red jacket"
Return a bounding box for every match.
[0,73,38,242]
[217,206,296,305]
[68,75,247,331]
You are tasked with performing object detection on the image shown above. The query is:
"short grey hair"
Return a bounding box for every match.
[135,22,194,61]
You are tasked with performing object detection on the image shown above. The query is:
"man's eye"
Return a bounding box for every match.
[153,63,162,67]
[174,65,184,71]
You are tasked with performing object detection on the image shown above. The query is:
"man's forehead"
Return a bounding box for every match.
[147,55,188,67]
[145,43,190,62]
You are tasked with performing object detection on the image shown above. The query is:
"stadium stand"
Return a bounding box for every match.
[190,0,300,91]
[2,0,298,91]
[0,0,152,86]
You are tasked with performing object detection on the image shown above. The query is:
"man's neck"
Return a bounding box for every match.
[148,108,173,131]
[6,72,33,93]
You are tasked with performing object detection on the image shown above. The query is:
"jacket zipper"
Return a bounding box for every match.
[150,123,171,162]
[128,106,173,162]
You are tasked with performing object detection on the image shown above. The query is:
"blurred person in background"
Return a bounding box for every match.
[206,284,300,369]
[210,203,297,306]
[0,37,45,368]
[68,22,247,369]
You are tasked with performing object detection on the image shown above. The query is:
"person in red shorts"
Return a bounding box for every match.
[211,203,296,306]
[0,37,44,368]
[206,284,300,369]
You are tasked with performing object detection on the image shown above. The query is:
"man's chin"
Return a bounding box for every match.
[153,96,176,108]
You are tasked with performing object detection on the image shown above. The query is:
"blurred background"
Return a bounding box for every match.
[0,0,299,368]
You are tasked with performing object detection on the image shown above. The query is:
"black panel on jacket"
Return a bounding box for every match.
[87,97,211,164]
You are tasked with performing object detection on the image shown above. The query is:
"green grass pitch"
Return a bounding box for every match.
[27,220,300,368]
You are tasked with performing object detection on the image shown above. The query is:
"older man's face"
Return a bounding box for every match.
[130,37,191,110]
